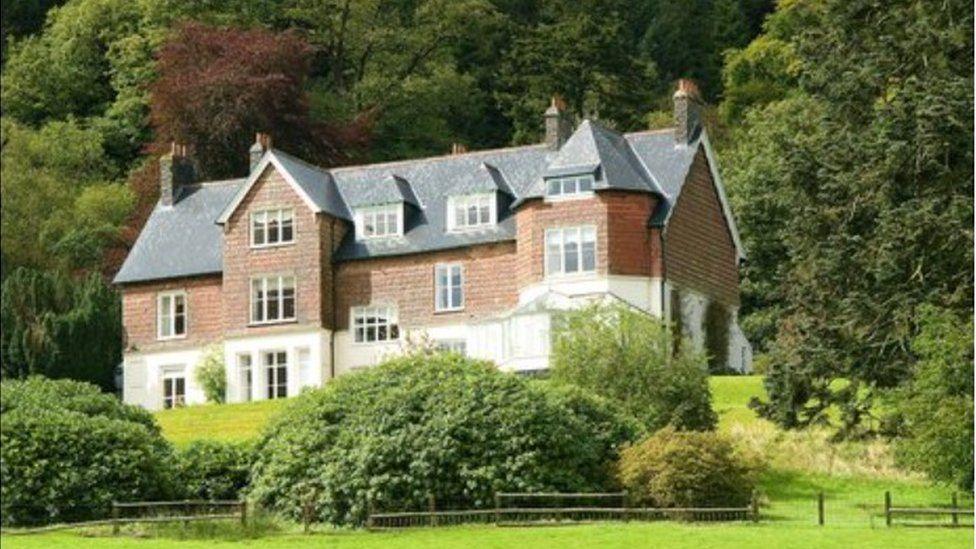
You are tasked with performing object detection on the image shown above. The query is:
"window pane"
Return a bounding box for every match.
[564,229,579,273]
[562,179,575,194]
[479,201,490,223]
[451,286,462,308]
[454,204,466,227]
[437,287,448,310]
[281,212,293,242]
[451,266,462,287]
[251,280,264,322]
[579,176,593,192]
[174,296,185,335]
[467,205,477,225]
[388,211,399,234]
[545,231,561,275]
[547,179,561,195]
[267,216,279,243]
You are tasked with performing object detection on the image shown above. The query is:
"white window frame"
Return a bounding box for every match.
[447,193,495,231]
[157,291,187,340]
[434,263,464,312]
[251,208,295,248]
[544,174,596,201]
[352,305,400,344]
[355,204,402,240]
[161,368,186,409]
[250,275,297,325]
[237,353,253,402]
[263,350,288,400]
[436,340,467,355]
[544,225,597,278]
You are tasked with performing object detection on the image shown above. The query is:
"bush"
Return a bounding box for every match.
[550,303,717,431]
[0,377,174,526]
[195,345,226,404]
[174,440,254,500]
[892,306,974,489]
[249,351,639,526]
[617,427,756,508]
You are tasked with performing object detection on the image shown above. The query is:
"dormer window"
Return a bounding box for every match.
[545,174,595,199]
[356,204,402,240]
[448,193,495,231]
[252,208,294,247]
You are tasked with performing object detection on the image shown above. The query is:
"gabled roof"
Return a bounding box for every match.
[114,180,243,284]
[216,149,350,224]
[115,120,744,284]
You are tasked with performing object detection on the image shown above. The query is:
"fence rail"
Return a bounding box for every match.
[884,491,973,527]
[110,500,247,534]
[367,491,759,529]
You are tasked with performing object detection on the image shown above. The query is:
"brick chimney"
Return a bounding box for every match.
[249,133,272,173]
[673,79,703,144]
[159,142,195,207]
[544,95,573,150]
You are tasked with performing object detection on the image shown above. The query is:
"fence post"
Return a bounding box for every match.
[623,491,630,523]
[111,502,120,536]
[750,490,759,523]
[494,493,501,525]
[240,500,247,527]
[429,494,437,527]
[884,491,892,527]
[951,492,958,527]
[817,491,825,526]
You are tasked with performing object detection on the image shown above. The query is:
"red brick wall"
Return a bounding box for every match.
[221,165,335,337]
[515,191,660,288]
[664,147,740,307]
[121,275,222,351]
[335,242,518,329]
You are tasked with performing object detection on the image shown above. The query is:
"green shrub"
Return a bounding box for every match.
[0,377,174,526]
[195,344,227,404]
[892,306,974,489]
[551,303,717,431]
[618,427,755,508]
[249,351,639,526]
[174,440,254,500]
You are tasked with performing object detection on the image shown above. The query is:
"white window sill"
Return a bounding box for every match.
[544,271,599,282]
[248,318,298,327]
[250,241,295,250]
[156,334,187,342]
[350,338,400,347]
[434,306,465,314]
[544,192,595,203]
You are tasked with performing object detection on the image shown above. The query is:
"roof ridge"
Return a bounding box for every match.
[269,148,332,174]
[329,142,549,174]
[184,178,246,187]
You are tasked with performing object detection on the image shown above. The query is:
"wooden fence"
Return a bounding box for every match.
[367,491,760,529]
[884,491,973,527]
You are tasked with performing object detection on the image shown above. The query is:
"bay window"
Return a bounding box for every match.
[545,226,597,277]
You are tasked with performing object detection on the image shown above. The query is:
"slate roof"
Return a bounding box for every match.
[115,120,735,284]
[114,179,243,284]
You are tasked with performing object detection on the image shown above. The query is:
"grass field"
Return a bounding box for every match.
[5,375,972,547]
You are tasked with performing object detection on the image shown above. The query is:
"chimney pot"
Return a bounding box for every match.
[673,79,703,144]
[544,95,573,150]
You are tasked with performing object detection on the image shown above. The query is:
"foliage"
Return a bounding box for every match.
[618,427,756,508]
[0,268,122,391]
[249,351,638,526]
[891,307,974,489]
[0,377,173,526]
[703,301,731,374]
[195,344,227,404]
[174,440,254,500]
[150,22,366,179]
[724,0,973,434]
[550,303,717,431]
[0,118,129,273]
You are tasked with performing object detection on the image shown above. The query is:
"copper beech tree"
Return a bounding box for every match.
[150,22,370,179]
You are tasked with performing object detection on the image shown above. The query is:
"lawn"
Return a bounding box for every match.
[156,375,766,445]
[7,375,970,547]
[2,521,971,549]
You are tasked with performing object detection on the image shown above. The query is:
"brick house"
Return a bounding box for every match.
[114,80,752,410]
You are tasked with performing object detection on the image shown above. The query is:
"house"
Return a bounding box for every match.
[114,80,752,411]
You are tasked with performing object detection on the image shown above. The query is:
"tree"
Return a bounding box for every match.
[550,302,717,431]
[892,307,973,489]
[0,269,122,391]
[150,22,367,179]
[724,0,973,433]
[195,345,227,404]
